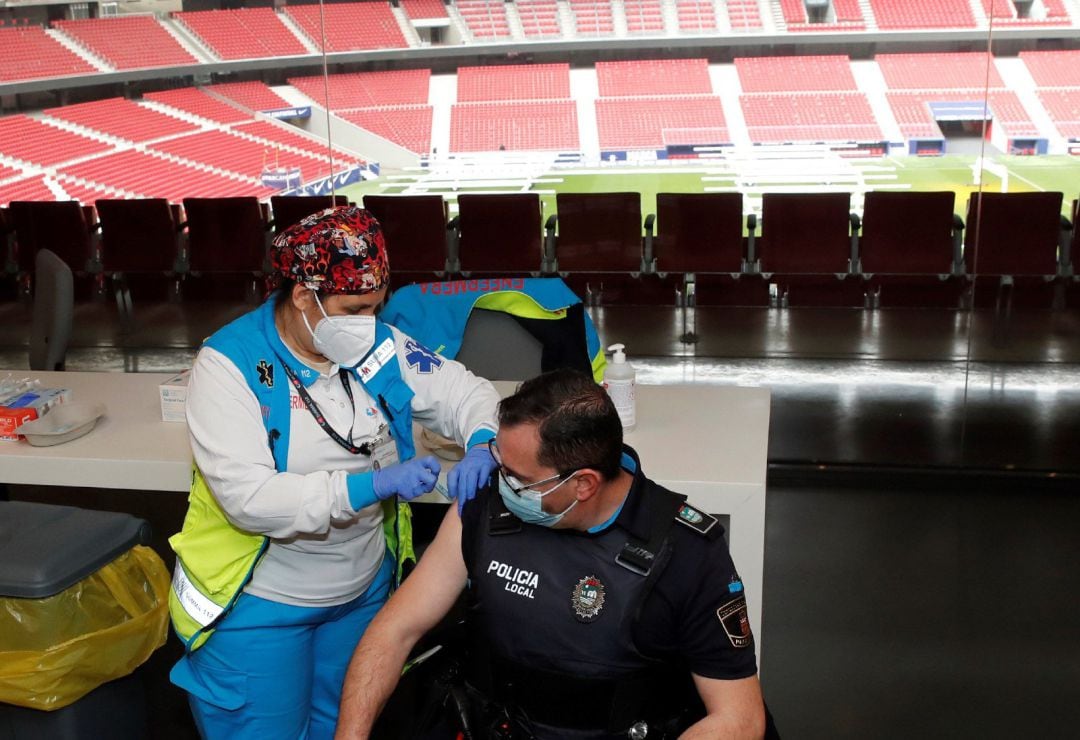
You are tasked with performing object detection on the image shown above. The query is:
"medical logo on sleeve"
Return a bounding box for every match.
[717,596,753,648]
[571,575,606,623]
[256,360,274,388]
[404,339,444,374]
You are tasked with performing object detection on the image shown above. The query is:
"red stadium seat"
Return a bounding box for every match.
[181,197,270,281]
[363,195,451,285]
[96,198,183,321]
[551,192,645,304]
[8,200,96,275]
[456,193,545,275]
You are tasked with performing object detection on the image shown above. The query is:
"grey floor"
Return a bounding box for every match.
[2,295,1079,738]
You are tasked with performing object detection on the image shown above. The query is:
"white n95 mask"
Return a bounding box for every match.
[301,291,376,368]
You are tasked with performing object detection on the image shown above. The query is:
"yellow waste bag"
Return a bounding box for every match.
[0,545,170,711]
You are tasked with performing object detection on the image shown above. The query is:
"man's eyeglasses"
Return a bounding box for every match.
[487,438,574,495]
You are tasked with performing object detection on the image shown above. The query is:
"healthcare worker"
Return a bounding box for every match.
[167,206,500,739]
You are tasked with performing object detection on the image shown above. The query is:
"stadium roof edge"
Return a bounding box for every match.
[2,27,1078,98]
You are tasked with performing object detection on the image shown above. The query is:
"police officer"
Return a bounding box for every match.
[335,368,766,739]
[169,207,500,739]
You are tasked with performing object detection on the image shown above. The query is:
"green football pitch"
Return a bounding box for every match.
[341,154,1080,219]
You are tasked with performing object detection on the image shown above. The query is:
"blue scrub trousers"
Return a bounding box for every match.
[170,554,393,740]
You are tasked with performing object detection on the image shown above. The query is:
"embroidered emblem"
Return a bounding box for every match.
[674,503,717,535]
[404,338,444,374]
[571,575,606,623]
[678,504,703,524]
[728,575,744,594]
[256,360,274,388]
[717,596,753,648]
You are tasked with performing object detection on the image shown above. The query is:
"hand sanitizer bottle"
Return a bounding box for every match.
[603,343,636,432]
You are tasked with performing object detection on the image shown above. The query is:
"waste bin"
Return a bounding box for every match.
[0,501,170,740]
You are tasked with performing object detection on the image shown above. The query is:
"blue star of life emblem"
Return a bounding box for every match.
[404,339,443,374]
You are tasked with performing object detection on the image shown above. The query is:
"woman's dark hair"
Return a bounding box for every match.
[498,368,623,480]
[274,278,297,309]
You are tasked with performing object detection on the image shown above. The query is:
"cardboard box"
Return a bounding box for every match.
[0,387,72,441]
[159,371,190,423]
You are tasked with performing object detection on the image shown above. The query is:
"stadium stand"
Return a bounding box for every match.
[876,53,1004,89]
[58,150,274,203]
[725,0,764,31]
[206,82,292,112]
[868,0,976,28]
[455,0,512,38]
[457,63,571,101]
[230,121,362,166]
[0,26,97,82]
[596,58,713,97]
[401,0,449,19]
[173,8,307,60]
[735,55,858,92]
[283,3,408,51]
[833,0,866,22]
[596,95,728,149]
[624,0,667,34]
[0,176,55,206]
[337,107,433,153]
[1020,50,1080,87]
[58,179,117,205]
[569,0,616,35]
[456,193,545,274]
[0,116,112,167]
[741,93,883,143]
[53,16,197,70]
[516,0,563,37]
[288,70,431,109]
[0,164,23,182]
[450,101,579,151]
[1035,89,1080,139]
[148,130,340,183]
[779,0,807,24]
[676,0,719,32]
[887,90,1038,139]
[143,88,251,125]
[44,98,198,143]
[362,195,451,281]
[980,0,1071,24]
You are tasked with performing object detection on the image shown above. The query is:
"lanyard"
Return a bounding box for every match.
[280,360,375,456]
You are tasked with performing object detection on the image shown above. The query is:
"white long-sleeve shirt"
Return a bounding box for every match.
[186,324,499,607]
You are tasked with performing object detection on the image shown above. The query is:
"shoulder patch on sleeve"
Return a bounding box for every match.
[674,503,718,536]
[717,595,753,649]
[403,338,444,374]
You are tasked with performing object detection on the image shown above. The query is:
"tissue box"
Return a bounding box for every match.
[0,387,72,441]
[159,371,190,423]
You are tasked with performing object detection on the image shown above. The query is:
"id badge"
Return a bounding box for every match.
[371,434,399,471]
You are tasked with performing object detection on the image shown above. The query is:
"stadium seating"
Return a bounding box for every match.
[44,98,197,142]
[0,164,22,182]
[740,93,883,143]
[58,179,115,204]
[651,193,745,274]
[980,0,1071,25]
[0,116,112,167]
[270,195,348,235]
[456,193,545,274]
[337,107,433,153]
[876,53,1003,89]
[143,87,252,125]
[832,0,865,22]
[1020,50,1080,87]
[401,0,449,19]
[59,150,274,203]
[148,130,339,183]
[231,121,362,167]
[758,192,861,306]
[288,70,431,109]
[596,95,728,149]
[1036,89,1080,139]
[516,0,563,38]
[450,101,579,151]
[676,0,718,32]
[96,198,180,275]
[173,8,307,60]
[857,191,964,307]
[181,196,271,276]
[569,0,615,35]
[284,3,408,51]
[550,192,645,303]
[456,0,512,38]
[54,16,196,70]
[624,0,666,34]
[7,200,96,274]
[596,59,712,97]
[887,91,1038,139]
[735,56,857,93]
[457,64,571,102]
[0,26,97,82]
[868,0,976,28]
[725,0,763,31]
[0,177,55,206]
[362,195,451,281]
[206,82,292,112]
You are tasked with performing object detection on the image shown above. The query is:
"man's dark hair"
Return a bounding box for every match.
[273,278,297,309]
[498,368,623,480]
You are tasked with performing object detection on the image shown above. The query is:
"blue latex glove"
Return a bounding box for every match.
[372,456,442,501]
[448,444,498,514]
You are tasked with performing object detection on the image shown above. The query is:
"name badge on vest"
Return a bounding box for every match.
[370,433,399,471]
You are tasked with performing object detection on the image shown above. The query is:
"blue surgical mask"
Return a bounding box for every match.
[497,472,579,528]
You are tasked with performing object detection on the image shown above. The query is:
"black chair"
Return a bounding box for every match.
[181,197,271,300]
[363,195,452,286]
[8,201,97,275]
[550,192,645,304]
[456,194,545,275]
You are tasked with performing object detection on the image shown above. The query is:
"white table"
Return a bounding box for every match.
[0,371,770,643]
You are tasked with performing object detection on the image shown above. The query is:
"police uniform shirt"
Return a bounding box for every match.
[461,446,758,685]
